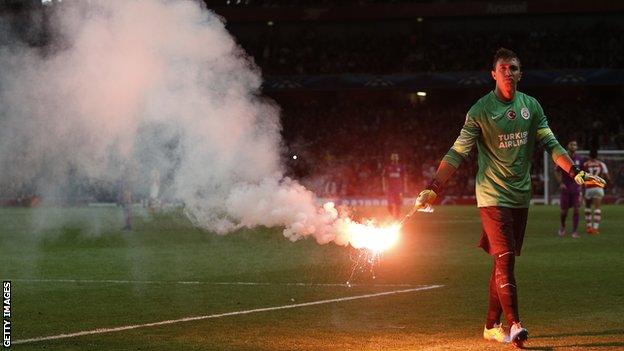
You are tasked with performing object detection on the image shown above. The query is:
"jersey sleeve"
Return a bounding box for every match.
[601,161,609,174]
[534,100,567,161]
[442,113,480,168]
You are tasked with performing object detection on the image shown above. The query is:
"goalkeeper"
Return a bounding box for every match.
[414,48,605,349]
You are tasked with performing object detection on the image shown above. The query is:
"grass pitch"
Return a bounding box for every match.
[1,205,623,350]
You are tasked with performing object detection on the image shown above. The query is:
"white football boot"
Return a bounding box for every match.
[508,322,529,348]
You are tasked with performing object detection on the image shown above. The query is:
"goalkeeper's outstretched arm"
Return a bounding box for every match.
[553,153,576,179]
[553,154,607,188]
[432,160,458,186]
[539,126,606,188]
[415,113,479,210]
[414,161,458,210]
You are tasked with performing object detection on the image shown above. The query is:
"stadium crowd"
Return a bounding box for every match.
[6,92,619,204]
[280,92,624,198]
[209,0,449,6]
[238,24,624,75]
[2,3,623,204]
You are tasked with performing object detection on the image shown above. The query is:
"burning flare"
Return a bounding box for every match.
[337,212,402,285]
[324,202,402,253]
[344,220,401,252]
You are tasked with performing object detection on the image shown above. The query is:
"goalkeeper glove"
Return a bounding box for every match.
[415,179,441,212]
[570,166,606,188]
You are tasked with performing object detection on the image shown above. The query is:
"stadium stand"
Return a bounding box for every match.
[278,89,623,198]
[0,0,622,203]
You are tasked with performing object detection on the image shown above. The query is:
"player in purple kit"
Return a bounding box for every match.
[381,153,408,219]
[554,141,584,238]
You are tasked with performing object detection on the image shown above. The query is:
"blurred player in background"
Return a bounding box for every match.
[554,141,583,238]
[120,179,133,231]
[583,149,610,234]
[412,48,605,348]
[381,152,407,219]
[148,168,161,214]
[119,163,138,231]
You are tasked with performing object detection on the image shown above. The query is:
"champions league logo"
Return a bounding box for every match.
[506,110,517,120]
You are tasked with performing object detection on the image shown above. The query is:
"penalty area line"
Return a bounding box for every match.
[13,284,443,345]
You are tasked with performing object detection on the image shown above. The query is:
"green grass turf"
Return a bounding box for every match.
[1,205,623,350]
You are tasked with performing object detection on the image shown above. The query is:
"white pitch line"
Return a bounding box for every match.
[13,284,443,345]
[12,278,415,288]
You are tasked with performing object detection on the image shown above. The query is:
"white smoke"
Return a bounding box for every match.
[0,0,355,245]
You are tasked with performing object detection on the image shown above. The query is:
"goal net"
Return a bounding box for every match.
[539,150,624,205]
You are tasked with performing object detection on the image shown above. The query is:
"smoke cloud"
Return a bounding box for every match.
[0,0,355,245]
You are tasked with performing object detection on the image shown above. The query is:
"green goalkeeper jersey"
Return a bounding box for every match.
[443,91,567,208]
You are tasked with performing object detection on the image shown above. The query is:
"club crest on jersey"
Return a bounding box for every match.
[506,110,516,120]
[521,107,530,119]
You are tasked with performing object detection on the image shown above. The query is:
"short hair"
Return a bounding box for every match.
[492,48,520,70]
[589,148,598,159]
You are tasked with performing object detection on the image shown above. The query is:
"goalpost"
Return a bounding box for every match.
[540,150,624,205]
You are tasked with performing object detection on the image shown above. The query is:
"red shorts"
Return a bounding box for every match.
[478,206,529,256]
